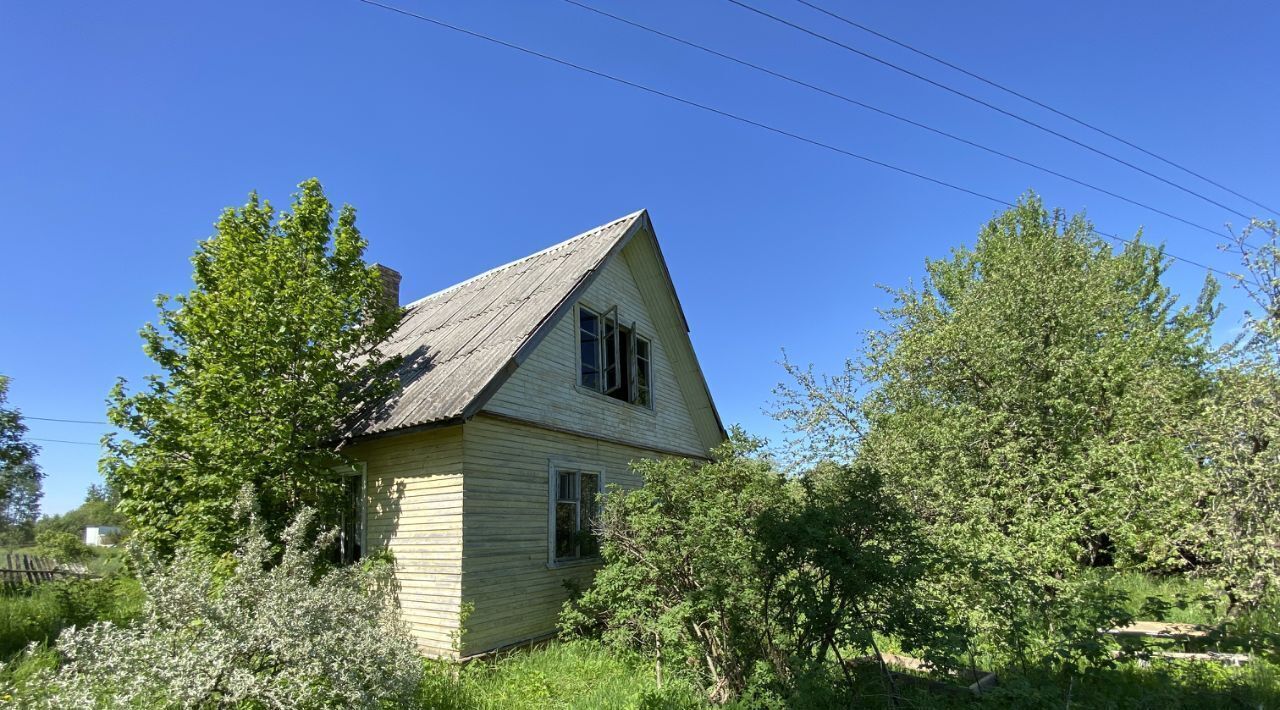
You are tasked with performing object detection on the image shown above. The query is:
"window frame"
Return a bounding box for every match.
[547,459,606,567]
[334,462,367,564]
[601,305,621,396]
[634,334,652,409]
[575,302,656,411]
[577,306,601,391]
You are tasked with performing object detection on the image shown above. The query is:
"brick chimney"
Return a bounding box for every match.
[374,264,401,310]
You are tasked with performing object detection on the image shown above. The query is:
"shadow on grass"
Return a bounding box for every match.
[980,661,1280,710]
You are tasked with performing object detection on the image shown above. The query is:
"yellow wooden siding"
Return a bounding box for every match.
[459,415,659,654]
[481,240,707,457]
[347,426,464,658]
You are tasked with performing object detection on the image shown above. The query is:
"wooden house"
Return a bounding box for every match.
[339,210,724,658]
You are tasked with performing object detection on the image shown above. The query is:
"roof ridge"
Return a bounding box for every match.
[345,209,649,440]
[402,210,646,310]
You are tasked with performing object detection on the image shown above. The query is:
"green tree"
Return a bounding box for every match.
[1194,218,1280,608]
[34,483,127,540]
[0,375,43,548]
[103,179,401,556]
[561,434,935,704]
[777,195,1215,662]
[34,530,92,563]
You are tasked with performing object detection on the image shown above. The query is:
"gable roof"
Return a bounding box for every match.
[344,209,723,441]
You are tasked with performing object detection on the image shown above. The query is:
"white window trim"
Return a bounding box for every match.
[547,458,606,568]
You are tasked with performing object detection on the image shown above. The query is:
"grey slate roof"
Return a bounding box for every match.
[342,210,647,440]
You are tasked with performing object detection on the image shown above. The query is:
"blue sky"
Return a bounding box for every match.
[2,1,1276,515]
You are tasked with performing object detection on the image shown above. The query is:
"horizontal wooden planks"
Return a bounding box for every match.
[459,415,669,654]
[349,425,466,658]
[481,237,708,457]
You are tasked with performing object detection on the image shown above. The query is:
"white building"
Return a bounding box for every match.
[84,525,122,547]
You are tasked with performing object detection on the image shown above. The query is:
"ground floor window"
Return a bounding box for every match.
[336,465,367,564]
[550,463,604,563]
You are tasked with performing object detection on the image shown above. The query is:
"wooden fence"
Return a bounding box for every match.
[0,553,90,590]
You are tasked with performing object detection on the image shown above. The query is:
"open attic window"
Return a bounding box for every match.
[578,304,652,408]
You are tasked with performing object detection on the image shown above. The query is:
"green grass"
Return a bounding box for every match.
[0,570,1273,708]
[419,640,707,709]
[409,638,1278,710]
[415,572,1280,710]
[0,577,142,659]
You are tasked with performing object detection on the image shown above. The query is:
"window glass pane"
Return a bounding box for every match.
[558,471,577,501]
[603,321,619,392]
[579,473,600,557]
[579,308,598,335]
[580,341,599,390]
[579,308,600,389]
[336,473,363,564]
[555,501,578,559]
[580,472,599,502]
[606,324,633,402]
[636,339,651,407]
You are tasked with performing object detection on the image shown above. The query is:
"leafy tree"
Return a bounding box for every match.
[103,179,401,556]
[34,530,92,564]
[1194,218,1280,608]
[34,483,128,540]
[756,460,955,695]
[561,435,781,703]
[0,375,43,547]
[561,433,935,704]
[777,195,1215,662]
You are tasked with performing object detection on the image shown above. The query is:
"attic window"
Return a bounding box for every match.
[577,304,653,408]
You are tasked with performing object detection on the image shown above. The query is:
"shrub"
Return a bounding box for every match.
[561,433,937,704]
[16,491,422,708]
[560,434,784,703]
[33,531,91,564]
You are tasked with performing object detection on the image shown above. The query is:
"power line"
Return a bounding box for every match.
[30,437,101,447]
[352,0,1230,277]
[558,0,1228,240]
[791,0,1280,219]
[24,416,110,425]
[722,0,1256,223]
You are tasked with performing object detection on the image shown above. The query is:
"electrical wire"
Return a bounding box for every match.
[24,416,109,425]
[558,0,1228,240]
[722,0,1256,223]
[352,0,1231,276]
[791,0,1279,219]
[30,437,101,447]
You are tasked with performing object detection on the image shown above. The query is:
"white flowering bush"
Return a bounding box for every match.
[19,490,423,708]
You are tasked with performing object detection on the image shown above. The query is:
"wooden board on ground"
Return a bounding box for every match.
[1113,649,1252,667]
[1101,621,1210,639]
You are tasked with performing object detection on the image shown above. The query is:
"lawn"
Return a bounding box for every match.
[0,577,142,658]
[419,641,708,710]
[416,572,1279,709]
[0,570,1275,708]
[411,632,1278,710]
